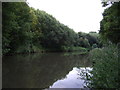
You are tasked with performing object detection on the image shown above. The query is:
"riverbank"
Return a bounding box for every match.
[3,46,89,56]
[86,44,119,88]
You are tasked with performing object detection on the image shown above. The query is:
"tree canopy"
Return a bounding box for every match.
[2,2,100,55]
[100,2,120,44]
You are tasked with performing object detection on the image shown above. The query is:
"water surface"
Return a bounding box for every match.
[3,52,91,88]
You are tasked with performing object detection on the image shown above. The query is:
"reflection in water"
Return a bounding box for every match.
[3,52,91,88]
[50,67,92,88]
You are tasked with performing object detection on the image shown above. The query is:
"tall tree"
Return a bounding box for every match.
[100,2,120,44]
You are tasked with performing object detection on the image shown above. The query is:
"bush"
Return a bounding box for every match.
[16,45,43,54]
[87,44,119,88]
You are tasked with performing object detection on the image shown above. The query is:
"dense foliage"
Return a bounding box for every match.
[2,2,42,54]
[77,32,100,49]
[2,2,100,55]
[86,1,120,88]
[88,45,119,88]
[35,10,78,51]
[100,2,120,44]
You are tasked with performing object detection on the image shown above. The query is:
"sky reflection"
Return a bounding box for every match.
[50,67,92,88]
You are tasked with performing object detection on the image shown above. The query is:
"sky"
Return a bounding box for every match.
[27,0,105,33]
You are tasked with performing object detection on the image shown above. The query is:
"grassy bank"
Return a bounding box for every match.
[61,46,88,52]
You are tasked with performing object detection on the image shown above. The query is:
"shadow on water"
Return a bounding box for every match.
[2,52,91,88]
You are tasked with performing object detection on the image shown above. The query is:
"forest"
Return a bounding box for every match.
[2,2,100,55]
[2,0,120,89]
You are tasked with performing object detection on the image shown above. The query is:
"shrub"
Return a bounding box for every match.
[87,44,119,88]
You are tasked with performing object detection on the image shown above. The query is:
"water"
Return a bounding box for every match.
[50,67,92,88]
[2,52,91,88]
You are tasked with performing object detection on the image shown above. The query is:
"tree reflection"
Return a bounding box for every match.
[3,53,91,88]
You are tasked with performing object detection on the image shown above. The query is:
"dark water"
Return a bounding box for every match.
[2,52,91,88]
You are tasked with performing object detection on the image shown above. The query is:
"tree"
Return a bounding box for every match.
[100,2,120,44]
[2,2,42,54]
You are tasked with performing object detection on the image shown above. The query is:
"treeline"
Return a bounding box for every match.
[2,2,100,55]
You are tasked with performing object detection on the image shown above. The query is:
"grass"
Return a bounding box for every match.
[61,46,88,52]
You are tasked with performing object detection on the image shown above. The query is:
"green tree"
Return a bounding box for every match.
[100,2,120,44]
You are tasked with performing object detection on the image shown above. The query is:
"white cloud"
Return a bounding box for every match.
[27,0,104,33]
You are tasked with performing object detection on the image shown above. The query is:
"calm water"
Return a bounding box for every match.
[2,52,91,88]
